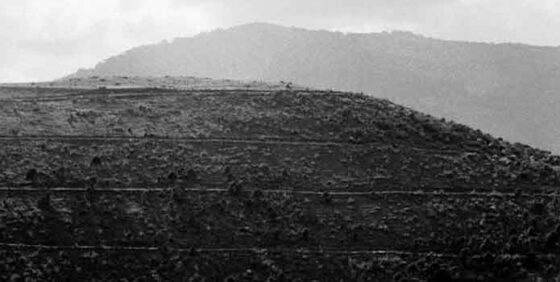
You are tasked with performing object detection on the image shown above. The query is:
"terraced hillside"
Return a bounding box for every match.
[1,80,560,281]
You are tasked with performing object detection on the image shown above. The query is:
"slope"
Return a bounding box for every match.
[0,78,560,280]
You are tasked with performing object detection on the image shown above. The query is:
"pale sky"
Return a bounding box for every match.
[1,0,560,82]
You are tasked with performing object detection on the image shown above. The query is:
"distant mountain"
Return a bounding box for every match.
[69,23,560,153]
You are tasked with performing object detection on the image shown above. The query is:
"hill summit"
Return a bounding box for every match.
[2,76,560,192]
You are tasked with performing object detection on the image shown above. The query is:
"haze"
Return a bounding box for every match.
[2,0,560,83]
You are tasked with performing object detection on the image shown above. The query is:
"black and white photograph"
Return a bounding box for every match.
[1,0,560,281]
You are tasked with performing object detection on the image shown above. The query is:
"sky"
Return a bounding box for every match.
[1,0,560,82]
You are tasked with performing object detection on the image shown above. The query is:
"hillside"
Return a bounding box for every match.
[70,23,560,153]
[1,79,560,280]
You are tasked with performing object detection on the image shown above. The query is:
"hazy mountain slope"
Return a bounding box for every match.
[70,23,560,153]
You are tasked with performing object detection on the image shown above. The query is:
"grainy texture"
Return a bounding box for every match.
[1,83,559,280]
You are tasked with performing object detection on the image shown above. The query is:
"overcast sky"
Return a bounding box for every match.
[2,0,560,82]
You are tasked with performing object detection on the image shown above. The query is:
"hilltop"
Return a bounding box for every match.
[1,76,559,191]
[69,23,560,153]
[2,75,309,91]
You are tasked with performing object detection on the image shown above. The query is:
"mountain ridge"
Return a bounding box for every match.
[68,23,560,153]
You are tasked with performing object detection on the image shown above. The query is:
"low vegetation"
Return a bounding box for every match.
[0,79,559,280]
